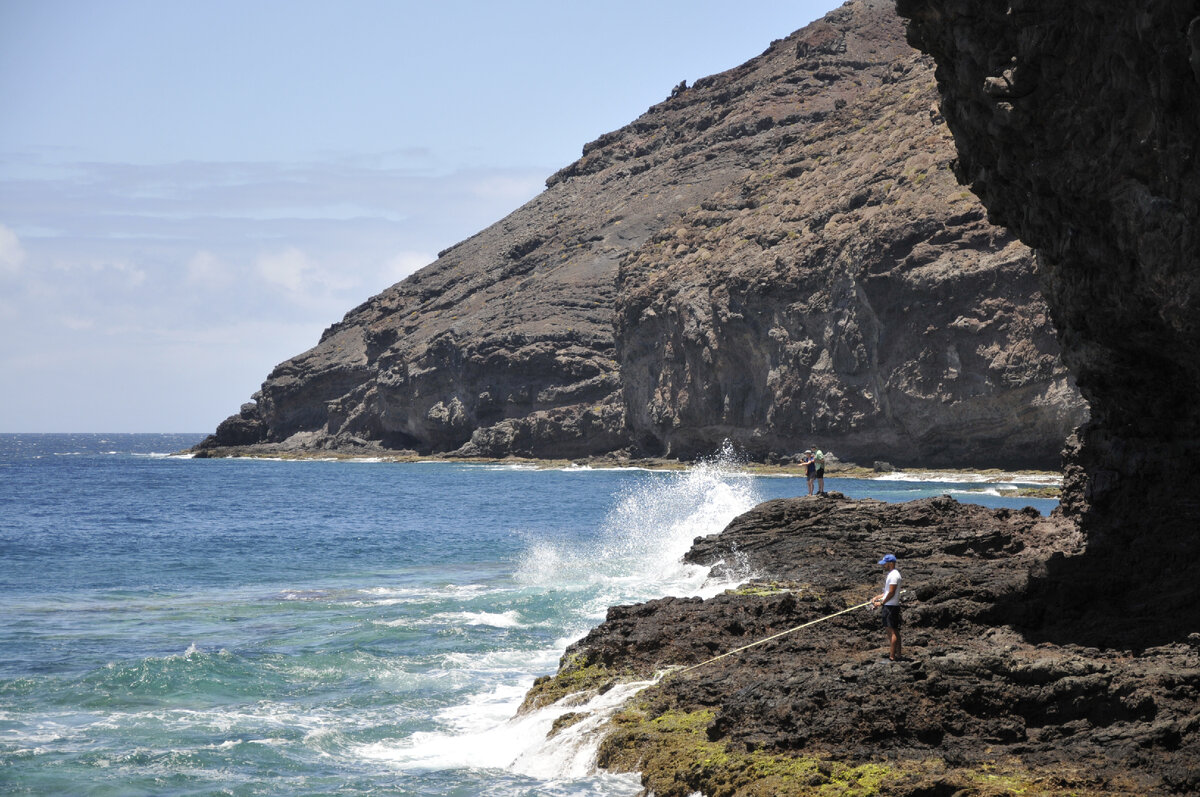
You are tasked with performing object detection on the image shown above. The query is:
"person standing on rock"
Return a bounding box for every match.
[814,449,827,494]
[800,449,816,495]
[872,553,902,661]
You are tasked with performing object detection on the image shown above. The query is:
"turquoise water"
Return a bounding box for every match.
[0,434,1056,795]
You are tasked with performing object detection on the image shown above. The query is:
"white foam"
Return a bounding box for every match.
[473,463,541,471]
[369,618,414,628]
[349,450,761,784]
[437,646,562,676]
[381,610,528,629]
[514,448,759,610]
[508,679,659,779]
[449,610,524,628]
[950,487,1003,497]
[874,470,1061,485]
[356,675,660,780]
[280,583,491,605]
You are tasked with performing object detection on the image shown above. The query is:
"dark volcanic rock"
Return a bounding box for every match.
[543,496,1200,796]
[194,0,1085,468]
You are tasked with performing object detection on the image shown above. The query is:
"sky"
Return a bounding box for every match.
[0,0,844,433]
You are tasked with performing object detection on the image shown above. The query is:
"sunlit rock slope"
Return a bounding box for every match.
[196,0,1085,468]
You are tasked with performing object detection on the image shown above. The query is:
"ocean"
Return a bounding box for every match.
[0,434,1057,795]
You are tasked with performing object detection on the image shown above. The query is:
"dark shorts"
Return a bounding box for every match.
[806,465,815,478]
[881,604,902,629]
[815,467,825,478]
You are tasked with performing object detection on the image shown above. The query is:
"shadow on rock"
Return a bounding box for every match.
[990,533,1200,653]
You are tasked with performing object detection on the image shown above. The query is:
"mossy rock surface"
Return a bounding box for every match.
[595,702,1130,796]
[519,654,637,714]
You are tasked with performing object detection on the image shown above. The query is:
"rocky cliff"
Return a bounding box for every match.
[195,0,1085,468]
[896,0,1200,661]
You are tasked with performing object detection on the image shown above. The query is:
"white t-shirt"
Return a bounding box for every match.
[883,569,901,606]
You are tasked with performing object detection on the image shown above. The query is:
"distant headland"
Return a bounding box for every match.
[193,0,1085,471]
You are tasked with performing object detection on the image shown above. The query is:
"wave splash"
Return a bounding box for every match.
[362,449,763,786]
[515,446,760,610]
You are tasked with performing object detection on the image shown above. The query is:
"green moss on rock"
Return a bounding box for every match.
[519,654,632,714]
[597,706,895,796]
[595,703,1090,796]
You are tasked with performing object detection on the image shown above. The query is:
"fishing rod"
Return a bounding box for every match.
[667,590,905,678]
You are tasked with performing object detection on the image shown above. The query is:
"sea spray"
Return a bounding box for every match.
[515,445,761,612]
[508,676,665,779]
[361,676,662,780]
[355,449,763,786]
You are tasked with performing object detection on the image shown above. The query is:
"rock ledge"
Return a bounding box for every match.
[526,495,1200,796]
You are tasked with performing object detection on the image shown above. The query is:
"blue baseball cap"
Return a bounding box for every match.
[877,554,897,564]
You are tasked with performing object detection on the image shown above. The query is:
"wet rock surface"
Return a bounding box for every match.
[193,0,1084,469]
[540,496,1200,795]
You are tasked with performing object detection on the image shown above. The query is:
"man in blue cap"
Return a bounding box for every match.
[871,554,902,661]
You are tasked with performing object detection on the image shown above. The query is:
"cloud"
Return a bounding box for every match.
[0,224,26,276]
[93,259,146,287]
[185,250,232,290]
[255,246,359,308]
[0,153,551,430]
[257,247,319,294]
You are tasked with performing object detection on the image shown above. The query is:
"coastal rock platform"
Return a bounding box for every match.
[527,495,1200,796]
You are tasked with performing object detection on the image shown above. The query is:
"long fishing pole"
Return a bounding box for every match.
[668,590,905,678]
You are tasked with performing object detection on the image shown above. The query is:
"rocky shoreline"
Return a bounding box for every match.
[521,494,1200,796]
[181,0,1200,785]
[183,444,1062,498]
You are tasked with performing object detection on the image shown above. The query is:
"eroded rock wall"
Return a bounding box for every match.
[616,0,1080,467]
[896,1,1200,594]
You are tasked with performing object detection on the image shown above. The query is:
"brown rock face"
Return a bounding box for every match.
[195,0,1085,467]
[615,0,1081,467]
[895,0,1200,628]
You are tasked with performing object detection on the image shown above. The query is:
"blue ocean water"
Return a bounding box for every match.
[0,434,1057,795]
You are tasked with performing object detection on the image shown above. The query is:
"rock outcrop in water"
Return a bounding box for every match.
[194,0,1085,469]
[524,495,1200,795]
